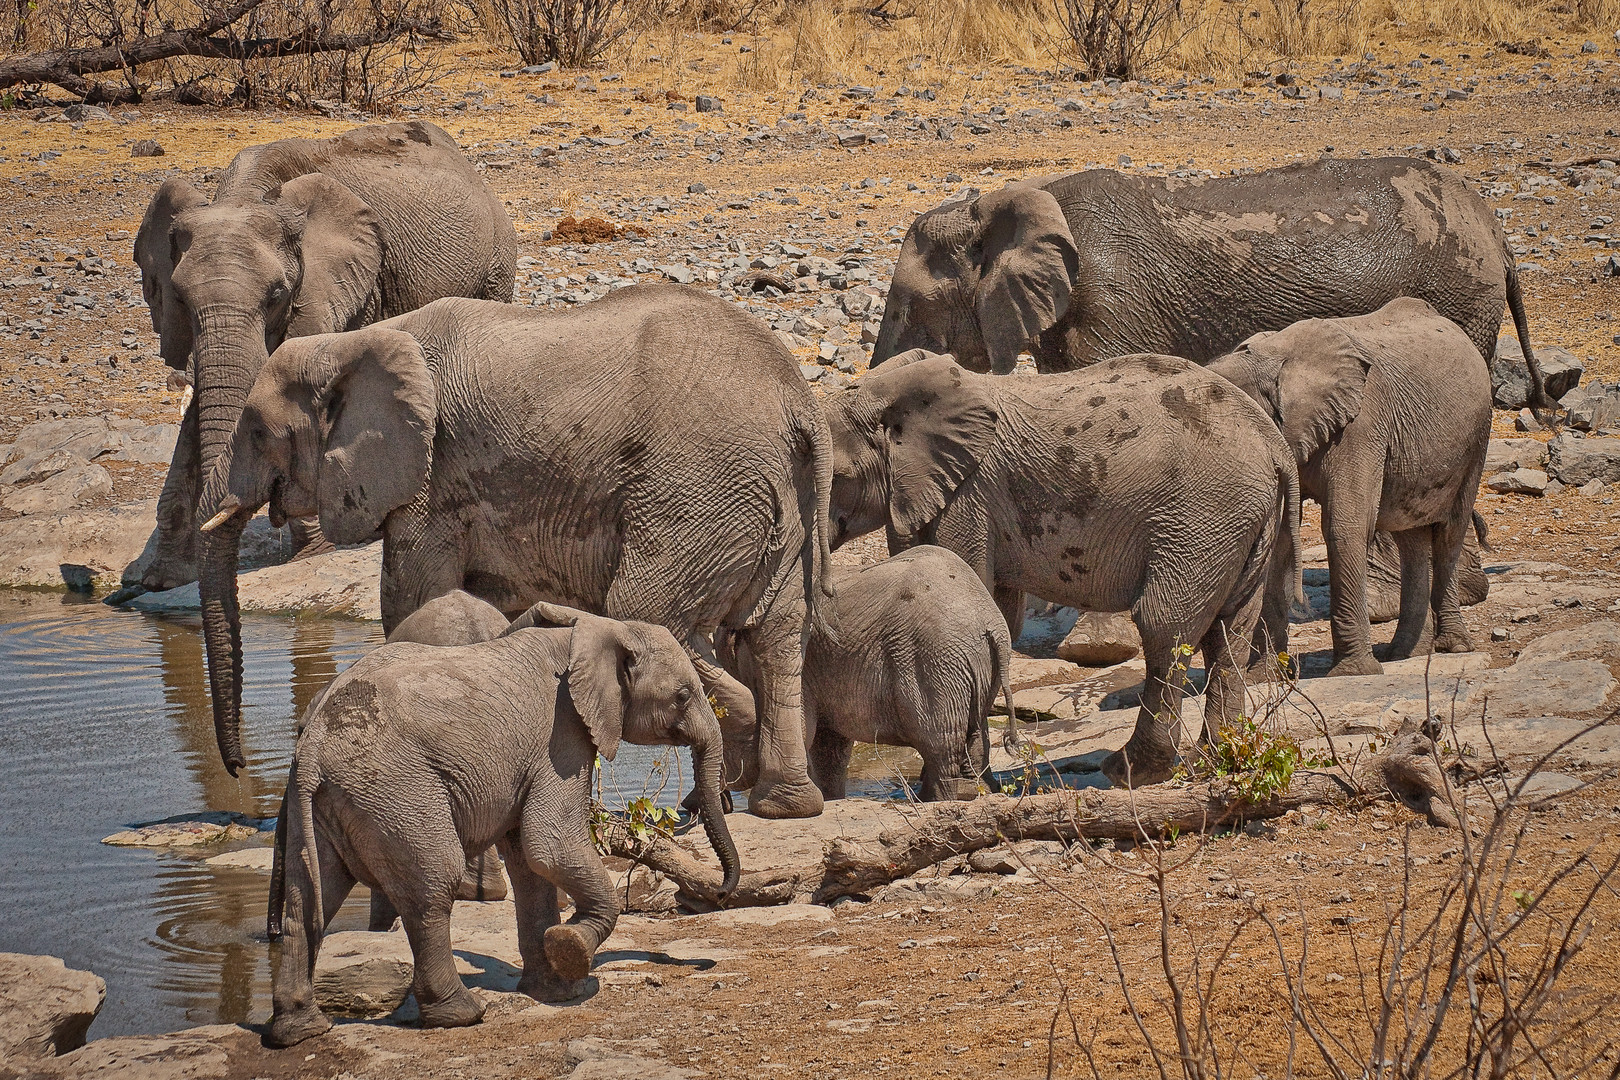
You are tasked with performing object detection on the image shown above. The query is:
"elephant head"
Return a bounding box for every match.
[1205,319,1373,465]
[505,602,741,903]
[872,184,1077,374]
[135,174,385,497]
[823,349,1000,548]
[197,326,435,773]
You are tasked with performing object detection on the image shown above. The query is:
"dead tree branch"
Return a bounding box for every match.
[607,731,1456,908]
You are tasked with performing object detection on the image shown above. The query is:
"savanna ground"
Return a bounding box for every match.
[3,0,1620,1075]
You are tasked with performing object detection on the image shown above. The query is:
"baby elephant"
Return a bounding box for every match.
[1205,297,1492,676]
[267,603,740,1048]
[805,546,1015,801]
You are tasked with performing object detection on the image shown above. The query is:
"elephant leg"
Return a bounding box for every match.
[994,585,1025,644]
[134,394,202,594]
[454,848,508,903]
[401,901,483,1030]
[378,514,466,637]
[368,891,400,933]
[808,725,852,801]
[1198,587,1265,748]
[691,631,760,793]
[1429,518,1474,655]
[519,799,618,983]
[499,835,586,1003]
[1101,626,1182,789]
[266,827,355,1048]
[1321,493,1382,677]
[1384,528,1434,661]
[288,516,335,562]
[733,595,823,820]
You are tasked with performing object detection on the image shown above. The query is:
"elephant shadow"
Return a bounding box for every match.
[592,949,719,972]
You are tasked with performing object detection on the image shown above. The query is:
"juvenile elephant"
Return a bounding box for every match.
[727,546,1014,801]
[1204,297,1493,676]
[872,157,1546,408]
[197,284,833,820]
[824,351,1299,787]
[117,121,516,603]
[267,602,739,1048]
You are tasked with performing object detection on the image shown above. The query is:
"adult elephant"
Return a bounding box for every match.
[871,157,1547,409]
[196,284,833,820]
[112,120,516,604]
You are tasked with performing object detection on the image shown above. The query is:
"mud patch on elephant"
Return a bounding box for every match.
[319,679,385,742]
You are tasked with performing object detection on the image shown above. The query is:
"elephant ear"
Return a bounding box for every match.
[972,185,1078,374]
[135,178,208,371]
[274,174,385,337]
[1259,322,1373,462]
[563,613,639,761]
[869,353,1000,542]
[503,601,592,636]
[301,327,436,545]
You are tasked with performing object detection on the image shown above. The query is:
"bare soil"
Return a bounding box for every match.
[2,22,1620,1079]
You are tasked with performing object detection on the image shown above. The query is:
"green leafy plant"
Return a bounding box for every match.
[1207,716,1310,805]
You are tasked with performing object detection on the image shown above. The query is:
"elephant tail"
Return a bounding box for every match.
[1281,449,1304,610]
[267,792,289,940]
[988,623,1020,758]
[1472,509,1492,552]
[293,751,324,941]
[797,410,837,640]
[1505,246,1552,417]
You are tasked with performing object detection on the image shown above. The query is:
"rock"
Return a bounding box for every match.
[60,103,113,122]
[130,139,164,157]
[1484,438,1548,474]
[102,812,265,848]
[660,264,694,284]
[127,540,384,620]
[1055,610,1142,665]
[204,847,275,871]
[694,94,722,113]
[315,931,416,1016]
[563,1037,696,1080]
[2,463,112,515]
[1007,657,1086,692]
[0,954,106,1063]
[1548,434,1620,486]
[1489,338,1583,408]
[691,904,834,928]
[0,497,157,591]
[835,130,868,147]
[1514,620,1620,665]
[1559,379,1620,432]
[1580,478,1607,496]
[687,181,706,194]
[1,417,177,466]
[968,840,1067,875]
[1484,467,1548,495]
[1515,408,1544,433]
[0,447,88,487]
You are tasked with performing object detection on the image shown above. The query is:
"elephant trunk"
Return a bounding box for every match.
[688,718,740,903]
[870,301,905,368]
[191,307,270,483]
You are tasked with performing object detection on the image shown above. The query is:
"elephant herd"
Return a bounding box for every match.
[116,119,1545,1047]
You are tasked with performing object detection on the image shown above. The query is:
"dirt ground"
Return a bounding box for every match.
[4,18,1620,1079]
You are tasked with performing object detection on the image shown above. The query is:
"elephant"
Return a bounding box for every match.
[116,120,516,603]
[1204,297,1493,677]
[196,283,834,820]
[823,350,1299,788]
[265,601,740,1048]
[870,157,1547,410]
[722,545,1015,801]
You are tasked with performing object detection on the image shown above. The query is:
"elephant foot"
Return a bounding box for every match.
[745,775,825,819]
[543,924,596,982]
[264,1005,331,1049]
[416,987,485,1030]
[1434,630,1474,654]
[1100,745,1174,789]
[1327,654,1384,678]
[454,851,508,902]
[368,892,400,933]
[102,582,149,606]
[518,969,590,1004]
[139,555,199,595]
[290,537,337,563]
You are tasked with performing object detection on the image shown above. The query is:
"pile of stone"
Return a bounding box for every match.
[0,416,176,515]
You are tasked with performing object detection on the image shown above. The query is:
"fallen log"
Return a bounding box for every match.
[604,731,1457,908]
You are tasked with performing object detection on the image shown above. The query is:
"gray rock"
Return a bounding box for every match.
[0,447,88,487]
[1484,467,1548,495]
[128,541,383,620]
[659,264,694,284]
[2,463,112,515]
[59,104,112,122]
[1056,610,1141,665]
[315,931,415,1016]
[1484,437,1548,474]
[102,814,263,848]
[0,953,106,1063]
[694,94,722,113]
[1548,434,1620,486]
[835,130,868,147]
[563,1037,696,1080]
[0,497,157,591]
[1490,338,1583,407]
[1559,379,1620,432]
[687,181,706,193]
[128,138,165,157]
[1580,478,1606,496]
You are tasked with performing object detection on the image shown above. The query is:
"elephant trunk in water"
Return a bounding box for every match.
[687,715,741,902]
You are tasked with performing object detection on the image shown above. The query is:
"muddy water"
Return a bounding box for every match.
[0,591,912,1039]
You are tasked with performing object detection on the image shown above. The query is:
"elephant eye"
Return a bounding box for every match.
[268,283,290,304]
[675,686,692,708]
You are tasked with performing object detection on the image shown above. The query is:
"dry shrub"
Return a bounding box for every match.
[1054,0,1186,80]
[485,0,634,64]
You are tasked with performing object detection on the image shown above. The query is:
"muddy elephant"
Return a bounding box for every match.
[266,602,740,1048]
[871,157,1546,409]
[823,350,1299,787]
[197,284,833,820]
[117,121,516,602]
[726,545,1014,801]
[1205,298,1493,676]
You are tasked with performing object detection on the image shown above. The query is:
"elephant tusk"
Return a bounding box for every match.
[199,506,237,533]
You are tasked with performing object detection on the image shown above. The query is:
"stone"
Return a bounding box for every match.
[1559,379,1620,432]
[0,497,157,591]
[660,264,694,284]
[1580,478,1606,496]
[60,103,112,122]
[1484,467,1548,495]
[1056,610,1142,665]
[2,463,112,515]
[835,130,868,147]
[687,181,706,194]
[1515,408,1544,433]
[690,904,833,928]
[0,954,106,1063]
[0,447,88,487]
[1514,620,1620,665]
[315,931,416,1016]
[694,94,722,112]
[128,540,384,621]
[1489,338,1583,408]
[563,1037,695,1080]
[1484,438,1548,474]
[102,812,265,848]
[204,847,275,871]
[1548,435,1620,486]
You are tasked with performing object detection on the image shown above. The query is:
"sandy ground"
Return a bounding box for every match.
[3,22,1620,1080]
